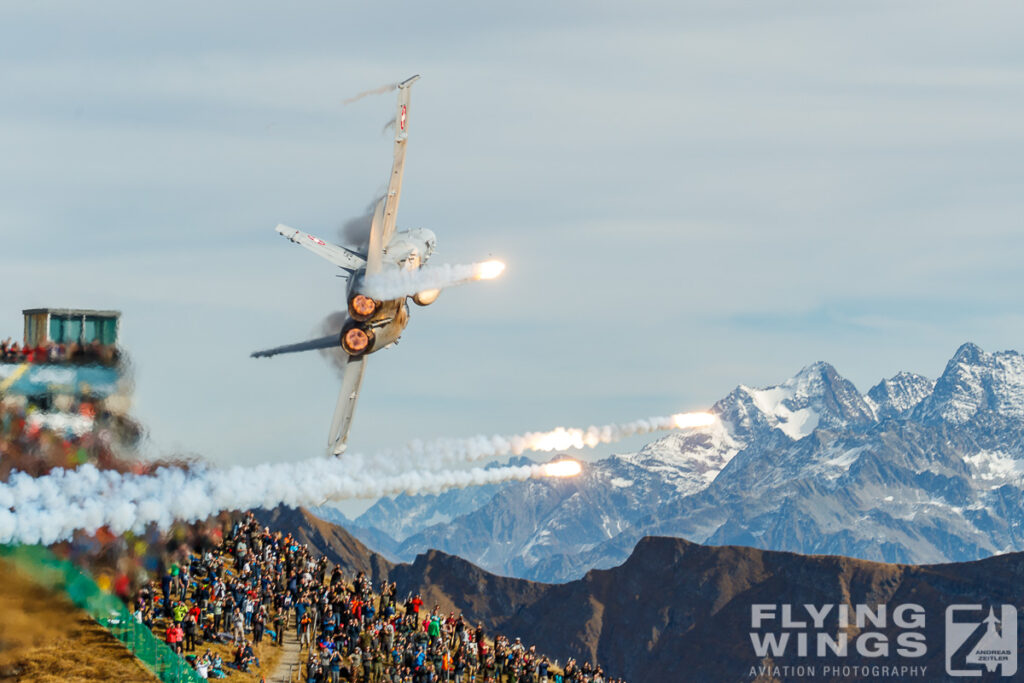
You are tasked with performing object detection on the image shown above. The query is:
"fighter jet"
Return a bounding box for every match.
[253,75,492,455]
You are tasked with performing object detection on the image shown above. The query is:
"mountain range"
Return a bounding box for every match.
[260,505,1024,682]
[318,343,1024,583]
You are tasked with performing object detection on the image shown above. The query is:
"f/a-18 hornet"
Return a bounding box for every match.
[253,75,502,455]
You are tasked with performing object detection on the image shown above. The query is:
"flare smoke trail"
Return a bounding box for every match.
[361,261,505,300]
[0,409,711,545]
[350,412,717,476]
[0,457,575,546]
[343,82,398,105]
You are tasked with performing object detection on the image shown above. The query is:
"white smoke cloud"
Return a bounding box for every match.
[360,261,503,300]
[0,410,713,545]
[0,458,548,546]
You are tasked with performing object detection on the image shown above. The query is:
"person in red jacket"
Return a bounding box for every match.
[168,622,185,654]
[165,623,183,654]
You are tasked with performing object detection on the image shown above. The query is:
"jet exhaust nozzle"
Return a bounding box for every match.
[348,294,379,322]
[340,323,374,356]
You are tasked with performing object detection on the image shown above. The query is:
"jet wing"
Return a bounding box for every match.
[251,333,338,359]
[276,224,366,272]
[328,354,367,455]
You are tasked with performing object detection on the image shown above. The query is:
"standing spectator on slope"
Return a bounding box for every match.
[243,593,255,629]
[173,599,187,625]
[300,611,314,650]
[212,595,224,632]
[253,607,266,645]
[274,607,285,646]
[231,607,245,645]
[183,609,198,652]
[166,621,184,654]
[409,594,423,618]
[296,595,309,639]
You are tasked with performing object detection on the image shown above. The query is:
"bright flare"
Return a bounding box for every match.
[474,260,506,280]
[530,428,589,452]
[539,460,583,478]
[672,412,717,429]
[367,410,720,476]
[361,260,506,300]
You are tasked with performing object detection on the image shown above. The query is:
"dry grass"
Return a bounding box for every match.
[0,558,157,683]
[155,619,285,682]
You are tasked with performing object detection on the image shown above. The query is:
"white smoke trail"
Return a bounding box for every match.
[352,412,717,476]
[0,410,713,545]
[343,82,398,106]
[0,457,564,546]
[360,261,505,300]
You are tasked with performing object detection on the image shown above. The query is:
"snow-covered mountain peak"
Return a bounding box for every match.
[619,418,740,492]
[715,361,874,441]
[917,345,1024,424]
[951,341,985,365]
[866,371,935,421]
[740,383,821,439]
[333,342,1024,583]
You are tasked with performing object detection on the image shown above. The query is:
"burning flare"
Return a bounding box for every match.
[672,412,716,429]
[539,459,583,478]
[361,260,507,301]
[474,260,506,280]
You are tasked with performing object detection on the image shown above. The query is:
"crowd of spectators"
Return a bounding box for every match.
[0,401,143,481]
[0,337,120,366]
[131,513,624,683]
[2,388,623,682]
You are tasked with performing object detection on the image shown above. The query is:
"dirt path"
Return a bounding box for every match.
[267,622,302,683]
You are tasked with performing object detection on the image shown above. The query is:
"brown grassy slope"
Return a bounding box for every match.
[0,558,157,683]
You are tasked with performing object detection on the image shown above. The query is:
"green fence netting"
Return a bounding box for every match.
[0,544,203,683]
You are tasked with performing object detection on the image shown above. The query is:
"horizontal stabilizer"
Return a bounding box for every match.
[251,333,339,359]
[276,224,366,272]
[329,354,367,456]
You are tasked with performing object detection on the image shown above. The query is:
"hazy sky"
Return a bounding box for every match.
[2,2,1023,468]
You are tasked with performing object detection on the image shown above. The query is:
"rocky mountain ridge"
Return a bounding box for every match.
[326,343,1024,582]
[262,505,1024,682]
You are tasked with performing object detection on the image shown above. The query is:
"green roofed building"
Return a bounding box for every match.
[1,308,125,405]
[22,307,121,348]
